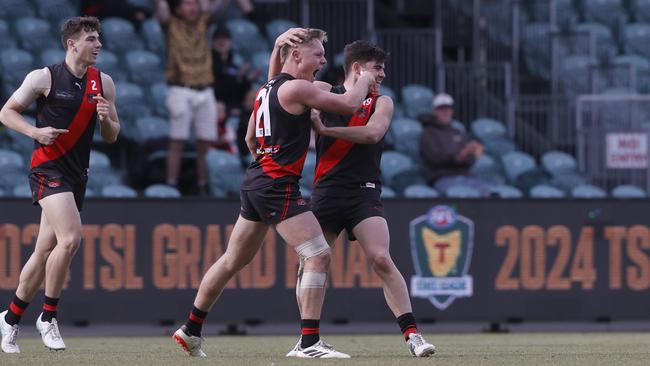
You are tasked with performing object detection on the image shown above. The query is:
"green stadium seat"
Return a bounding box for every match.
[471,118,507,141]
[400,84,434,118]
[125,50,164,84]
[541,150,578,176]
[102,184,137,198]
[12,183,32,198]
[149,82,168,117]
[611,184,647,198]
[624,23,650,59]
[529,184,565,198]
[35,0,75,28]
[571,184,607,198]
[144,184,181,198]
[135,116,168,143]
[1,49,34,86]
[0,19,17,50]
[265,19,298,44]
[380,186,396,198]
[390,118,422,160]
[115,82,151,122]
[142,18,165,57]
[40,48,65,67]
[582,0,628,29]
[445,185,481,198]
[101,17,144,53]
[95,50,128,82]
[380,151,414,184]
[225,19,267,58]
[403,184,439,198]
[0,0,35,19]
[490,184,523,198]
[89,150,111,172]
[501,151,536,183]
[15,17,56,53]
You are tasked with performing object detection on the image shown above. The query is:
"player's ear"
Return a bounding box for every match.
[352,62,361,75]
[66,38,76,52]
[291,47,300,62]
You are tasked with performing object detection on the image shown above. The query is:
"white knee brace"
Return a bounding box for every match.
[295,235,329,289]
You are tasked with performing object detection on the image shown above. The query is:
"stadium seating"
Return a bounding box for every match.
[380,151,414,185]
[390,118,422,160]
[12,183,32,198]
[95,50,128,82]
[581,0,628,30]
[15,17,56,53]
[149,82,168,117]
[387,167,427,194]
[501,151,536,183]
[0,49,34,89]
[0,172,26,192]
[0,19,16,49]
[611,54,650,93]
[87,171,122,192]
[265,19,298,44]
[529,184,566,198]
[403,184,439,198]
[379,85,397,101]
[633,0,650,22]
[206,149,244,196]
[40,48,65,67]
[35,0,75,30]
[611,184,647,197]
[225,18,267,58]
[0,187,5,197]
[125,50,164,85]
[101,17,144,54]
[400,84,434,118]
[89,150,112,173]
[135,116,169,144]
[571,22,618,61]
[571,184,607,198]
[102,184,138,198]
[559,55,595,95]
[0,149,24,172]
[624,23,650,59]
[471,118,507,141]
[490,184,523,198]
[541,150,578,176]
[483,138,516,157]
[141,18,166,57]
[445,185,481,198]
[0,0,35,19]
[380,186,396,198]
[144,184,181,198]
[550,173,586,192]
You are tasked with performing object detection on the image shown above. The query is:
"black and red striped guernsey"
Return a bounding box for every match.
[241,73,311,190]
[313,85,383,196]
[30,62,102,181]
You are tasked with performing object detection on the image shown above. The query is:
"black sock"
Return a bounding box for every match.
[300,319,320,348]
[183,306,208,337]
[397,312,418,341]
[41,296,59,323]
[5,295,29,326]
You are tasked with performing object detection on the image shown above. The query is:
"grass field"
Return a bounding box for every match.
[3,333,650,365]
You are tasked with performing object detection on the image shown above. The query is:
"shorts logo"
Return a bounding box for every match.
[296,198,307,206]
[47,178,61,188]
[409,205,474,310]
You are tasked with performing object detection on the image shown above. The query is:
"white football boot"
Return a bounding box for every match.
[286,339,350,358]
[406,332,436,357]
[172,327,207,357]
[0,310,20,353]
[36,313,66,351]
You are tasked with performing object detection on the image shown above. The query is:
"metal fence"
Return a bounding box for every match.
[443,62,514,130]
[515,95,573,156]
[576,95,650,192]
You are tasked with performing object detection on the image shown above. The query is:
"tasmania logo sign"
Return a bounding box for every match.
[409,205,474,310]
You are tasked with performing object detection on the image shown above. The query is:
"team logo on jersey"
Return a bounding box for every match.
[296,198,307,206]
[409,205,474,310]
[47,178,61,188]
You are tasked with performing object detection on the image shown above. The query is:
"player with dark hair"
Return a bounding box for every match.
[269,33,436,358]
[171,28,376,359]
[0,16,120,353]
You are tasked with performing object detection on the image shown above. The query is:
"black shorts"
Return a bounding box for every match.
[29,170,88,212]
[310,188,384,241]
[240,182,309,224]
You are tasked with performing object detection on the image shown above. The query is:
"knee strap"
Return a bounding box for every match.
[295,234,330,259]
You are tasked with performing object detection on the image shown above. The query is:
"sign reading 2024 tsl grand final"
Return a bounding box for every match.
[409,205,474,310]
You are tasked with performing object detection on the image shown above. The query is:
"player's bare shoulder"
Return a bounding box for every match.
[99,72,116,99]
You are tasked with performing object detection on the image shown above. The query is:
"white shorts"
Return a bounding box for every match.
[166,86,218,141]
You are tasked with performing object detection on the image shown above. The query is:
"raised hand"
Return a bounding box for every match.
[93,95,110,122]
[274,27,308,49]
[33,127,69,145]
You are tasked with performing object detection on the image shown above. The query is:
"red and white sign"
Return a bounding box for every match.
[606,133,648,169]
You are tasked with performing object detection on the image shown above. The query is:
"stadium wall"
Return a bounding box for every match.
[1,199,650,324]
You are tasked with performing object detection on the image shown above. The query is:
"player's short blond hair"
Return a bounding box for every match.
[280,28,328,64]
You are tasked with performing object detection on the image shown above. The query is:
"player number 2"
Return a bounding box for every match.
[255,86,272,137]
[91,80,98,91]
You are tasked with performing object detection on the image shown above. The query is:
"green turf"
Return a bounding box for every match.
[2,333,650,365]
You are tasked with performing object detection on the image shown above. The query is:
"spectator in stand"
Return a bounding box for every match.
[211,27,260,115]
[213,100,236,153]
[81,0,151,29]
[156,0,219,196]
[418,93,490,195]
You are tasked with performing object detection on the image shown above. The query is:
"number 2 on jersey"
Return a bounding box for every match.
[255,85,272,137]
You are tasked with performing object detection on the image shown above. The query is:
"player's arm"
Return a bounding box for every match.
[95,73,120,144]
[0,68,70,146]
[284,72,375,115]
[155,0,171,24]
[268,28,308,80]
[244,112,258,159]
[312,96,393,144]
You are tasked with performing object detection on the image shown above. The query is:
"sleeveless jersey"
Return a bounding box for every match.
[30,62,102,181]
[313,85,384,196]
[241,73,311,190]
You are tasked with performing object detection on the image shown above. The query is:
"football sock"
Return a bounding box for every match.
[5,295,29,326]
[183,306,208,337]
[300,319,320,348]
[41,296,59,322]
[397,312,419,341]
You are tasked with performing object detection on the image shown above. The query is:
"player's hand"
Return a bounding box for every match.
[93,95,110,122]
[274,28,308,49]
[310,109,326,134]
[33,126,69,145]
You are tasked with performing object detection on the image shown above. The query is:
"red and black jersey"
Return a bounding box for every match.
[30,62,102,181]
[313,85,384,197]
[241,73,310,190]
